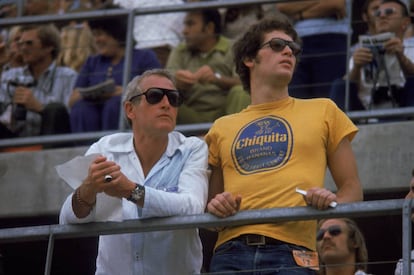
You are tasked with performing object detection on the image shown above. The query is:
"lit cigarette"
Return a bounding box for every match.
[295,187,337,208]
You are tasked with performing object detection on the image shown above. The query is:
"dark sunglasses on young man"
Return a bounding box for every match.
[260,38,302,56]
[129,88,184,107]
[316,225,343,241]
[374,7,397,17]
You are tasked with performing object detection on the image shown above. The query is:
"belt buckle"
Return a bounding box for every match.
[246,235,266,246]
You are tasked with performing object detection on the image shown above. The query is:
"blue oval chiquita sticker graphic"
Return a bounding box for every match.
[231,116,293,175]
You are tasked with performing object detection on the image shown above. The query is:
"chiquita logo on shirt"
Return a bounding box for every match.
[231,116,293,174]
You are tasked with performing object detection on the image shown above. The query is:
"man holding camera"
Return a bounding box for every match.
[330,0,414,112]
[0,23,77,138]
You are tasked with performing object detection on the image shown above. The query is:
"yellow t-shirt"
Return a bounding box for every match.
[205,97,358,251]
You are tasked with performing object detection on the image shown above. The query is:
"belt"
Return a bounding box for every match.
[234,234,285,246]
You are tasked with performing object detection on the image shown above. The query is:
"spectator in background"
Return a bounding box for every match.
[166,8,250,125]
[330,0,414,112]
[276,0,350,99]
[4,26,25,69]
[0,26,25,74]
[69,4,161,133]
[394,167,414,275]
[222,5,263,40]
[57,23,97,72]
[114,0,186,67]
[60,69,209,274]
[205,15,362,274]
[317,218,370,275]
[0,24,77,138]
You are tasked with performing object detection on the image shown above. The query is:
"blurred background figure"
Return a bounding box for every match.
[166,8,250,124]
[0,24,78,138]
[57,23,97,72]
[276,0,351,99]
[69,4,161,133]
[114,0,186,67]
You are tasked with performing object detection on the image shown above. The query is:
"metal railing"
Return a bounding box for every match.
[0,199,412,275]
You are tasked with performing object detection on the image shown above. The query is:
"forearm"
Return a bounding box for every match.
[397,53,414,77]
[276,1,317,15]
[72,183,98,218]
[335,179,363,203]
[215,75,241,91]
[301,0,345,19]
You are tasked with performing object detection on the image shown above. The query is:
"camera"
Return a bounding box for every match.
[7,75,35,121]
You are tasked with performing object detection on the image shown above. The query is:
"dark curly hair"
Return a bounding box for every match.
[233,13,301,93]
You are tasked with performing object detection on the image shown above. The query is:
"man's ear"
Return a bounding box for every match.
[124,101,136,120]
[402,17,411,32]
[243,57,254,68]
[206,21,215,35]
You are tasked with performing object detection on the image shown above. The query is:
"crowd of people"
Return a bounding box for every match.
[0,0,413,141]
[0,0,413,275]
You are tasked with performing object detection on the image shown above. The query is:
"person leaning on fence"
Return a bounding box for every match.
[165,7,251,124]
[59,68,209,275]
[205,14,363,275]
[394,167,414,275]
[0,23,78,139]
[317,218,371,275]
[330,0,414,112]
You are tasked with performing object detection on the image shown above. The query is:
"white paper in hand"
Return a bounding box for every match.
[55,154,100,189]
[55,154,123,221]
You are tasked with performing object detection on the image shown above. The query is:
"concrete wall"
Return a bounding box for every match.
[0,120,413,218]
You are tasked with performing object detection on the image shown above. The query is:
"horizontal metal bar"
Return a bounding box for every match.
[0,123,212,148]
[0,199,407,243]
[347,107,414,120]
[0,0,288,27]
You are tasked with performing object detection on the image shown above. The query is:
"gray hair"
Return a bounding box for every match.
[123,68,176,104]
[123,69,176,126]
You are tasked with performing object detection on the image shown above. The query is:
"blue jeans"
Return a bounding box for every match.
[209,239,317,275]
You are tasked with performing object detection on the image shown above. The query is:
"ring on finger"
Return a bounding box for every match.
[104,175,113,183]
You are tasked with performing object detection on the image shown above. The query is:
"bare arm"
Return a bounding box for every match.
[328,137,363,203]
[206,165,241,218]
[277,0,345,20]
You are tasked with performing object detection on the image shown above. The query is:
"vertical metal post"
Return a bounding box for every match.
[44,233,55,275]
[344,0,353,112]
[118,10,135,131]
[402,199,413,275]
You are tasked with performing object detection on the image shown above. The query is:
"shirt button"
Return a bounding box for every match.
[135,252,140,261]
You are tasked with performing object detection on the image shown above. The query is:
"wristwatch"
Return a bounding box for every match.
[127,183,145,203]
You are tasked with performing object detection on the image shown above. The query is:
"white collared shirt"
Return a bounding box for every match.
[60,131,209,275]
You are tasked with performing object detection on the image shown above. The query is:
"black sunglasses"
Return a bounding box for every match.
[374,7,397,17]
[260,38,302,56]
[129,88,183,107]
[316,225,342,241]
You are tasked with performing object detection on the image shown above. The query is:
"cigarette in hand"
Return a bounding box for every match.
[295,187,337,208]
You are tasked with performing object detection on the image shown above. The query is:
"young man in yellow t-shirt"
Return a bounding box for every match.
[205,13,363,275]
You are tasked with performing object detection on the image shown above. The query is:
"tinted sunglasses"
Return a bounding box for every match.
[260,38,302,56]
[129,88,183,107]
[316,225,342,241]
[374,7,397,17]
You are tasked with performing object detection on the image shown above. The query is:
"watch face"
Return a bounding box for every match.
[128,184,145,203]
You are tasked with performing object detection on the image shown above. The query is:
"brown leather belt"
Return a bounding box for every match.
[234,234,285,246]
